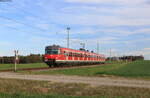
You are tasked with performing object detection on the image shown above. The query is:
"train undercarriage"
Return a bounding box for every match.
[45,60,105,67]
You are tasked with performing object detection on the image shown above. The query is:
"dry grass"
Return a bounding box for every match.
[0,78,150,98]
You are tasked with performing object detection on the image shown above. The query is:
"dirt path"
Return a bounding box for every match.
[0,72,150,88]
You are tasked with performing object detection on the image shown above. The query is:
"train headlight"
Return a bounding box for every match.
[45,57,48,61]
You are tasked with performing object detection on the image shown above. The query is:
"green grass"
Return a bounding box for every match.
[21,61,150,78]
[21,61,127,76]
[96,60,150,77]
[0,63,48,71]
[21,62,125,76]
[0,78,150,98]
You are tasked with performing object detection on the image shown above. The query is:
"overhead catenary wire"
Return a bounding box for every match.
[0,3,68,36]
[0,23,54,39]
[0,4,63,35]
[1,3,56,25]
[0,15,47,32]
[3,3,46,20]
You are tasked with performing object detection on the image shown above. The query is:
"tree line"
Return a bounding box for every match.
[107,55,144,61]
[0,54,44,64]
[0,54,144,64]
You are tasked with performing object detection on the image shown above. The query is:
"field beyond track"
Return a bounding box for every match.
[20,60,150,78]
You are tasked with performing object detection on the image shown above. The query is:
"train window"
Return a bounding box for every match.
[78,54,80,57]
[85,54,87,58]
[75,53,78,57]
[69,52,72,56]
[45,49,59,55]
[77,54,80,57]
[80,54,81,57]
[64,51,68,56]
[83,54,85,57]
[80,54,82,57]
[72,53,74,56]
[73,53,76,57]
[82,54,84,57]
[74,53,76,57]
[64,51,66,55]
[85,55,87,57]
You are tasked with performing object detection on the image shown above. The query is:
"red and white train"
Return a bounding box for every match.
[44,45,106,67]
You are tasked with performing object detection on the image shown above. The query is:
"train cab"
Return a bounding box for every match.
[44,45,61,66]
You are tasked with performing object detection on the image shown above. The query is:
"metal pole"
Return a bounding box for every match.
[14,50,16,72]
[110,48,112,61]
[97,42,99,54]
[80,43,85,49]
[67,27,70,48]
[14,50,18,72]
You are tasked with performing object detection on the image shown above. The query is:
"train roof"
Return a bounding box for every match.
[46,45,62,50]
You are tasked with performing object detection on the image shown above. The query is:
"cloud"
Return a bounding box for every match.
[35,23,51,31]
[65,0,147,5]
[136,28,150,34]
[56,13,150,26]
[59,0,150,27]
[75,29,97,34]
[0,41,13,46]
[86,37,118,45]
[144,48,150,50]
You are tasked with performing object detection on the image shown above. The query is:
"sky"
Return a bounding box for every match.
[0,0,150,59]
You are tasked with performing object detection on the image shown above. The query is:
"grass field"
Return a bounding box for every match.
[0,78,150,98]
[0,63,48,71]
[97,60,150,77]
[1,60,150,78]
[21,60,150,78]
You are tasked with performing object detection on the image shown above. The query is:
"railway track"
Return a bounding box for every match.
[0,63,106,72]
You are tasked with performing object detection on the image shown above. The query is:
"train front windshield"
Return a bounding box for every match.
[45,49,58,55]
